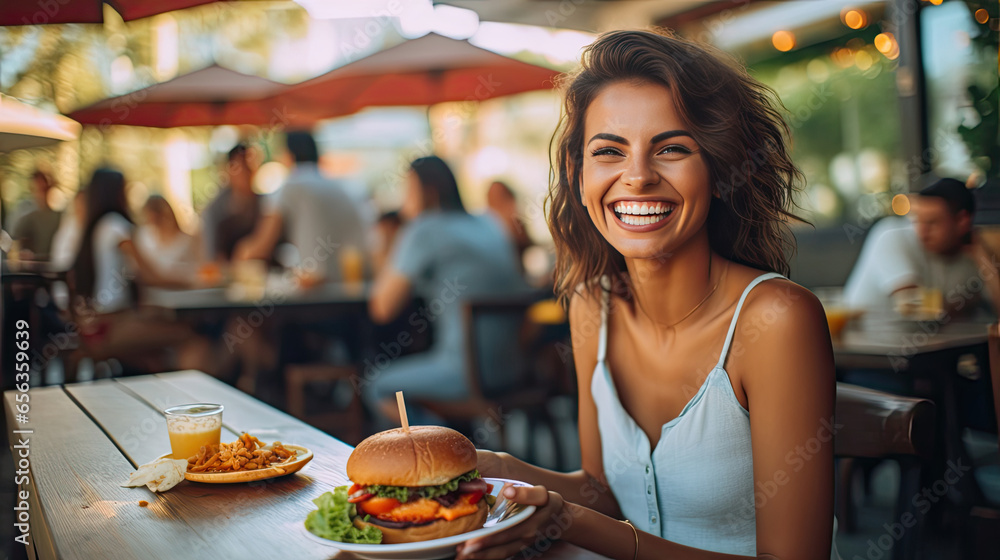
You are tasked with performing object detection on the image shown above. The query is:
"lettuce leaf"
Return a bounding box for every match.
[366,469,480,500]
[304,486,382,544]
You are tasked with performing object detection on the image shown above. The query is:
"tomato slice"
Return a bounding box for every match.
[348,492,373,504]
[465,491,485,504]
[360,496,401,516]
[348,483,363,494]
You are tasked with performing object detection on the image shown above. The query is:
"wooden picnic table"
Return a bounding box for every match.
[3,370,606,560]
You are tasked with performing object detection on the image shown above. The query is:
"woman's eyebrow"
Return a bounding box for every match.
[587,130,694,146]
[588,132,628,145]
[650,130,693,143]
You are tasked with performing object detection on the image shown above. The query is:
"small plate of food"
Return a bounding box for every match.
[303,426,535,560]
[184,433,313,483]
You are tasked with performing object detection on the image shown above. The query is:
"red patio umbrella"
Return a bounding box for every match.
[1,0,221,26]
[253,32,562,122]
[68,64,290,128]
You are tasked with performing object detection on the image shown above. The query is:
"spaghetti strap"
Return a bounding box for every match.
[597,276,611,361]
[715,272,785,369]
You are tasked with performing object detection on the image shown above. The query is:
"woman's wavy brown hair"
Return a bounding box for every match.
[548,28,804,305]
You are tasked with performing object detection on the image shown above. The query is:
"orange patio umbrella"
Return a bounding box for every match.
[68,65,290,128]
[0,0,221,26]
[252,32,562,123]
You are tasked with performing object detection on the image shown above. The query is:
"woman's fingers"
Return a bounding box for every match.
[457,486,559,559]
[502,483,550,506]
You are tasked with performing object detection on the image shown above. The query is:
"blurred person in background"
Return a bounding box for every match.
[486,180,533,268]
[50,189,86,271]
[366,155,527,426]
[13,169,62,261]
[201,143,260,263]
[236,130,371,283]
[133,195,197,284]
[371,210,403,274]
[68,168,209,378]
[844,178,999,319]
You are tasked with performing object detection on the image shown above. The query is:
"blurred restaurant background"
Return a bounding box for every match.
[1,0,998,558]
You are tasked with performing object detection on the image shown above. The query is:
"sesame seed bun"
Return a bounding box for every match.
[346,426,478,487]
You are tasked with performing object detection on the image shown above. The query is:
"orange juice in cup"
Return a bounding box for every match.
[824,307,851,339]
[164,403,224,461]
[340,245,364,285]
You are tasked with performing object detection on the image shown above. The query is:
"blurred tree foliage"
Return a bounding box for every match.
[957,0,999,179]
[0,2,310,216]
[750,29,904,226]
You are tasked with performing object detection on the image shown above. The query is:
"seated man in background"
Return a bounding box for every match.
[236,131,371,283]
[13,169,62,261]
[844,178,999,320]
[201,143,261,263]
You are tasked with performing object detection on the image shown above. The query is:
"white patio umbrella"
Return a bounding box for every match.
[0,94,81,153]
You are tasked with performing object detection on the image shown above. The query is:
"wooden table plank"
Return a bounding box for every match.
[19,372,609,560]
[3,387,209,560]
[64,379,240,467]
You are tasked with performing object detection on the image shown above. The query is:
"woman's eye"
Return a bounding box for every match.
[591,147,623,157]
[658,144,692,156]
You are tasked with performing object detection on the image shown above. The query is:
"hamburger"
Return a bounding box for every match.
[345,426,492,544]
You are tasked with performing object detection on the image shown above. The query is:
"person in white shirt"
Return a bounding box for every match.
[843,178,999,319]
[50,190,86,272]
[68,169,207,380]
[235,130,372,282]
[134,195,196,284]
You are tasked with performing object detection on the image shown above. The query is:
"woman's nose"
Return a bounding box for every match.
[621,155,658,190]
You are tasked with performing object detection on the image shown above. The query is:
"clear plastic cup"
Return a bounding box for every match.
[164,403,224,461]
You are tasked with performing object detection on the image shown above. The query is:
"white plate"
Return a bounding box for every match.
[303,477,537,560]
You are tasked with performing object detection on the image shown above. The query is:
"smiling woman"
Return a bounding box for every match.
[462,28,838,560]
[549,30,803,301]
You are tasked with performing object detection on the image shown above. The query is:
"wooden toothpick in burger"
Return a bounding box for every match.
[396,390,409,432]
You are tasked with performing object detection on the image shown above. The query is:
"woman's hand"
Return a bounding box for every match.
[456,484,566,560]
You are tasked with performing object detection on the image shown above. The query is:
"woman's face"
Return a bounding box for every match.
[580,80,712,260]
[400,170,424,221]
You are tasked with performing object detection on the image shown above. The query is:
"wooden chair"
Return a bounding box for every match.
[988,324,1000,454]
[415,294,570,469]
[834,383,935,560]
[284,363,365,445]
[964,324,1000,559]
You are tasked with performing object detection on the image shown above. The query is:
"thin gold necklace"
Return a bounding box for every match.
[659,259,728,329]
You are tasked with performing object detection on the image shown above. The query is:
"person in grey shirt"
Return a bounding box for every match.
[13,170,62,261]
[366,155,527,425]
[201,143,261,263]
[235,131,371,281]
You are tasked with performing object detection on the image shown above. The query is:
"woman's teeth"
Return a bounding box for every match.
[613,201,674,226]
